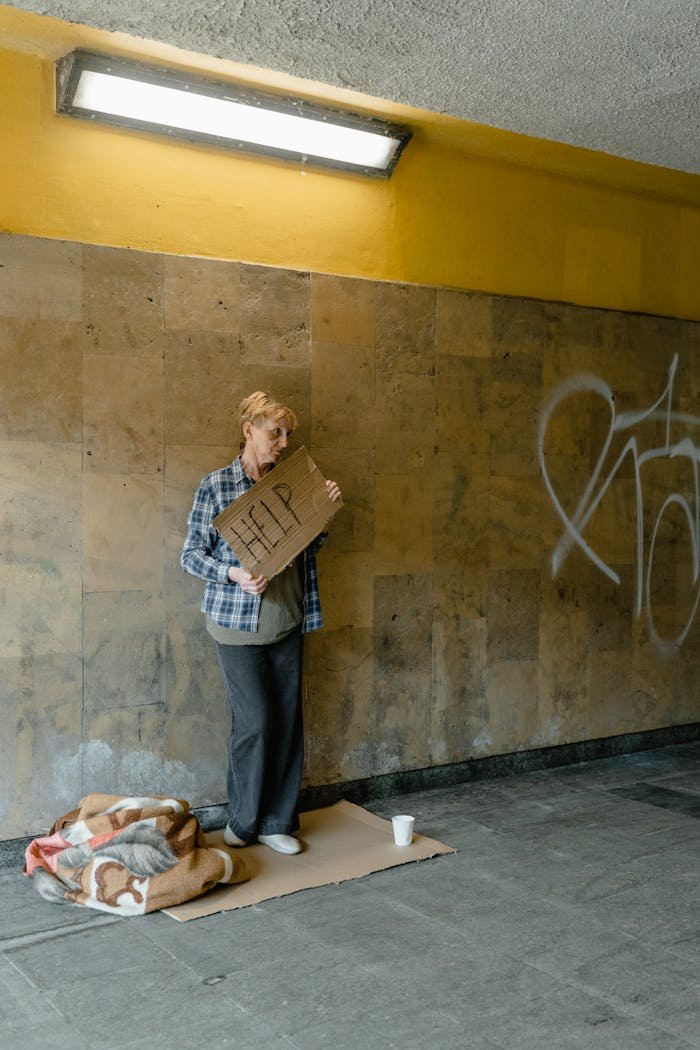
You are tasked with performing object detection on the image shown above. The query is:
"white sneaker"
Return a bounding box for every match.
[258,833,301,855]
[223,826,247,847]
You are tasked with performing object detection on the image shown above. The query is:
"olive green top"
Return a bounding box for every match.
[206,560,303,646]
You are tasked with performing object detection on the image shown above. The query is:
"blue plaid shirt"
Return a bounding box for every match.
[181,456,325,633]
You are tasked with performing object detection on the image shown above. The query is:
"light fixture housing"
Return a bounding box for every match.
[55,50,412,178]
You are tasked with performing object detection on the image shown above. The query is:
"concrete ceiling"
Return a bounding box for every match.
[6,0,700,175]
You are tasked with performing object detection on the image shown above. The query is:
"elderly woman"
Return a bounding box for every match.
[181,392,341,855]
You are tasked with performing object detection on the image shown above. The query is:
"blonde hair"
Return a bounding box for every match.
[238,391,297,446]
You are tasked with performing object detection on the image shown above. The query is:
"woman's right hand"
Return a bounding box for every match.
[228,566,269,594]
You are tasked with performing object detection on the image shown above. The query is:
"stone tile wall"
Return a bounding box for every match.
[1,232,698,837]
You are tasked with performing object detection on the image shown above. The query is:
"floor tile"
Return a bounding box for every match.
[2,741,699,1049]
[5,921,176,991]
[608,782,700,817]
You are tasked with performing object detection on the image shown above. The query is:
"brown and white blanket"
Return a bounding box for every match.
[24,793,248,916]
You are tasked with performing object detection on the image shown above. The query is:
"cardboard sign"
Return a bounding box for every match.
[213,446,342,578]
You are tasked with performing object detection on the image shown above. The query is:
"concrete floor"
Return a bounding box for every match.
[2,742,699,1050]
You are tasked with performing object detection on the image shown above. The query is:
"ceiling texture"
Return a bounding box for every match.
[5,0,700,175]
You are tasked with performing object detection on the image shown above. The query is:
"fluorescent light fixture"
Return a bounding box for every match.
[56,50,411,177]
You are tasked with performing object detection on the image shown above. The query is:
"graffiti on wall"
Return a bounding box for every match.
[538,354,700,651]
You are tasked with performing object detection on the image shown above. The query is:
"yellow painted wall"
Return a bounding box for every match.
[0,5,699,321]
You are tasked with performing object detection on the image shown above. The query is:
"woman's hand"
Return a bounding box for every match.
[228,566,269,594]
[325,479,342,503]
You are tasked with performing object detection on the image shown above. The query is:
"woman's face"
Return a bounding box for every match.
[244,416,292,468]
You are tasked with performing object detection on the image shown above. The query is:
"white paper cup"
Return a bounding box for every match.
[392,814,415,846]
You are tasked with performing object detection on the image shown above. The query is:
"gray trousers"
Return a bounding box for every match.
[215,628,303,842]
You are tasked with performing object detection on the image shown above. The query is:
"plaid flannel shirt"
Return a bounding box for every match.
[180,456,324,633]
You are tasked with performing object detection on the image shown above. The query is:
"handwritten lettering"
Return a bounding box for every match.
[272,483,302,527]
[224,484,302,567]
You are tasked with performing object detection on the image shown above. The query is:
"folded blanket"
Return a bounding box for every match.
[24,793,248,916]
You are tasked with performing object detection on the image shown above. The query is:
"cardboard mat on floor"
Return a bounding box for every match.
[163,800,456,922]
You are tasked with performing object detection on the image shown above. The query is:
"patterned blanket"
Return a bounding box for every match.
[24,794,249,916]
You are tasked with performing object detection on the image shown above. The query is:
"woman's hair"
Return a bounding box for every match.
[238,391,297,443]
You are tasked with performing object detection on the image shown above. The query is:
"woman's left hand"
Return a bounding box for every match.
[325,479,342,503]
